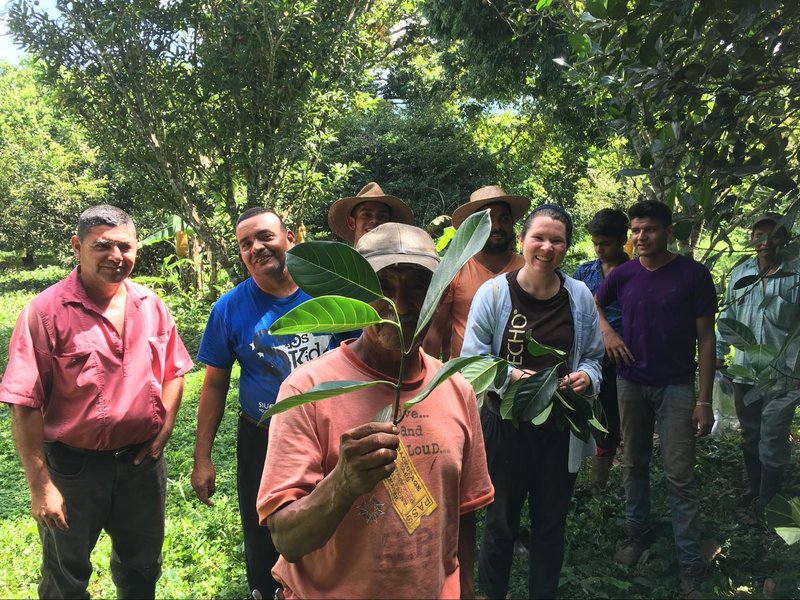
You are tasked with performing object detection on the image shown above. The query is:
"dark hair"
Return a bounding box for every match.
[628,200,672,227]
[521,204,574,246]
[76,205,134,240]
[587,208,629,239]
[236,207,285,230]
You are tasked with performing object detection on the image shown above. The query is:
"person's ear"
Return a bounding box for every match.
[70,235,81,260]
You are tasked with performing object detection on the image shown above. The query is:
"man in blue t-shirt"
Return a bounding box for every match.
[596,200,717,598]
[191,208,340,600]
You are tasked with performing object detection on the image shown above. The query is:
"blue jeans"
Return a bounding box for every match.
[617,379,703,572]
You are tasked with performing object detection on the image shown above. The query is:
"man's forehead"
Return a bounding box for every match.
[236,213,281,238]
[630,217,664,228]
[87,224,136,240]
[354,201,391,215]
[487,202,512,216]
[378,264,430,278]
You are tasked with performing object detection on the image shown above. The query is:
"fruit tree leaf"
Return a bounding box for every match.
[460,356,507,396]
[286,241,383,302]
[263,380,392,419]
[718,317,757,349]
[414,209,491,340]
[513,367,559,421]
[403,355,487,410]
[270,296,389,334]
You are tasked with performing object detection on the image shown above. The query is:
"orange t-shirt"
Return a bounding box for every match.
[444,255,525,359]
[257,341,494,599]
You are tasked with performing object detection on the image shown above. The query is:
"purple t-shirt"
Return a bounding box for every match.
[595,254,717,386]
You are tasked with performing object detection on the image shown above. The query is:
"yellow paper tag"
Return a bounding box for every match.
[382,439,438,534]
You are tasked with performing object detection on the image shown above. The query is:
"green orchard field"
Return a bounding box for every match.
[1,265,798,598]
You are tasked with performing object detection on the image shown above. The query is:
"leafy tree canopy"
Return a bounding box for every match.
[8,0,412,280]
[0,59,106,264]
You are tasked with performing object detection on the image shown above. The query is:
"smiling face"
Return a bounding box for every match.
[482,202,515,254]
[520,215,568,273]
[348,201,392,244]
[235,212,295,281]
[71,224,137,292]
[630,216,672,258]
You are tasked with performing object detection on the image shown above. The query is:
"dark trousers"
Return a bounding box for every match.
[39,442,166,599]
[594,357,621,456]
[237,415,280,597]
[478,410,577,600]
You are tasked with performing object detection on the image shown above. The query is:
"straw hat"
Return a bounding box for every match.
[451,185,531,229]
[327,182,414,243]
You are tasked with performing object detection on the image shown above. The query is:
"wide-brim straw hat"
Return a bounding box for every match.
[451,185,531,229]
[355,222,440,274]
[328,182,414,243]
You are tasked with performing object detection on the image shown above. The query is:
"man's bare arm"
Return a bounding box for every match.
[266,423,399,562]
[191,365,232,506]
[694,316,716,437]
[10,405,68,529]
[458,512,477,599]
[594,298,634,365]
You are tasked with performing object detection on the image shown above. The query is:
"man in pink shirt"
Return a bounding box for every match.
[257,223,494,599]
[424,186,529,360]
[1,205,193,599]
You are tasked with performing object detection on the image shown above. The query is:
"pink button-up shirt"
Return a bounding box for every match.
[1,268,194,450]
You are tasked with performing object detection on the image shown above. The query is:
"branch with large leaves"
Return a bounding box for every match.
[263,209,492,423]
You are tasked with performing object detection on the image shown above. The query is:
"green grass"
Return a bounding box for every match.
[1,266,799,598]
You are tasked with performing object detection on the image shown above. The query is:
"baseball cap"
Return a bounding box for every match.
[355,223,440,274]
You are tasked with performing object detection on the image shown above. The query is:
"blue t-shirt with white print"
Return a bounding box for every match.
[198,278,343,421]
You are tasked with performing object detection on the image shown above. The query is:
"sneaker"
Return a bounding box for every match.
[613,532,649,566]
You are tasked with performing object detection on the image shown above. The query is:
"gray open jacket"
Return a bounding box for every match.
[461,270,605,473]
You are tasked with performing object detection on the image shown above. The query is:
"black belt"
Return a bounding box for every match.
[45,441,144,460]
[239,411,270,430]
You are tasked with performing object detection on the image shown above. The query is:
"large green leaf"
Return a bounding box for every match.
[724,364,756,381]
[403,355,487,411]
[500,379,523,419]
[527,331,566,357]
[460,356,507,396]
[766,495,800,545]
[742,343,778,373]
[414,209,491,340]
[718,317,757,349]
[732,274,760,290]
[270,296,390,334]
[139,214,193,247]
[586,0,607,18]
[513,367,559,421]
[286,241,383,302]
[262,380,392,419]
[531,402,552,425]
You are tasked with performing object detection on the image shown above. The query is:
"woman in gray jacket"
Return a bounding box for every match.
[462,204,604,599]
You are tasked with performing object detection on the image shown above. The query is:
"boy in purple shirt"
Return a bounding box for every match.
[595,200,716,599]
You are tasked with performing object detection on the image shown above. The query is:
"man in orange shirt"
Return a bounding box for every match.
[257,223,494,599]
[424,185,530,360]
[1,205,193,599]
